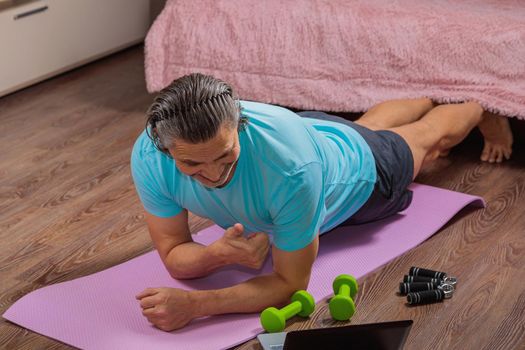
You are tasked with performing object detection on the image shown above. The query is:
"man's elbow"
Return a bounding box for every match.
[168,270,187,280]
[166,264,198,280]
[162,247,203,280]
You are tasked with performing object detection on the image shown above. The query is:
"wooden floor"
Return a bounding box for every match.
[0,46,524,350]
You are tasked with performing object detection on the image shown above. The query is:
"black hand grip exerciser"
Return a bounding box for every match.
[409,266,447,280]
[403,275,441,284]
[406,289,445,305]
[399,282,438,295]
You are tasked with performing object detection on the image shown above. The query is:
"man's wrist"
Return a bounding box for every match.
[188,289,218,319]
[206,241,230,266]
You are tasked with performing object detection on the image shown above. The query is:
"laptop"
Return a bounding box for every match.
[257,320,413,350]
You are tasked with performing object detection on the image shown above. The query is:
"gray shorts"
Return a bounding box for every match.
[297,111,414,225]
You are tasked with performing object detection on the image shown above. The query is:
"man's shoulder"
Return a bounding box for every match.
[239,103,321,177]
[131,129,176,177]
[240,100,300,122]
[131,129,154,160]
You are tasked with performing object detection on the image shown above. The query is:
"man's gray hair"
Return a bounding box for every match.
[146,73,248,155]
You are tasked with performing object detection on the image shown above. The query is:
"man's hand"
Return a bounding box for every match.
[136,287,195,331]
[136,235,319,331]
[210,223,270,269]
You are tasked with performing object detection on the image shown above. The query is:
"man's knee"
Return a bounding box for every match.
[355,119,383,131]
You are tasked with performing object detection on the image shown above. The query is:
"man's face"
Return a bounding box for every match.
[168,125,240,188]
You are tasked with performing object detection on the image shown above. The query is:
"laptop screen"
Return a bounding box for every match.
[283,320,413,350]
[257,320,413,350]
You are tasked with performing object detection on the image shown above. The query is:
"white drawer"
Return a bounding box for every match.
[0,0,150,97]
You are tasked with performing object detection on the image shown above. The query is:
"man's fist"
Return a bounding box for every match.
[211,223,270,269]
[136,287,194,331]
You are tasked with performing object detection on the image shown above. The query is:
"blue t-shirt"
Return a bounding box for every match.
[131,101,376,251]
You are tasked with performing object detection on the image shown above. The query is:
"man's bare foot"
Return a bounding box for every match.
[478,112,513,163]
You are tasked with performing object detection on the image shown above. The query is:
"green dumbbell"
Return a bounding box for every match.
[329,274,358,321]
[260,290,315,333]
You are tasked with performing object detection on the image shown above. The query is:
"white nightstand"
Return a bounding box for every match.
[0,0,150,97]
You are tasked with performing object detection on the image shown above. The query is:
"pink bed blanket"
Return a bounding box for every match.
[145,0,525,119]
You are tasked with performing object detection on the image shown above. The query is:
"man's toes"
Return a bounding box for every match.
[495,148,504,163]
[504,147,512,160]
[481,145,492,162]
[489,148,498,163]
[481,142,513,163]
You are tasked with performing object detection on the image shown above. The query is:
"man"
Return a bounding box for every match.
[131,73,483,331]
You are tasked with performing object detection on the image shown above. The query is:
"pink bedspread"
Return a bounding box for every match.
[145,0,525,119]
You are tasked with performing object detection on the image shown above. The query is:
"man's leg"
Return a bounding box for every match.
[387,102,484,179]
[355,98,435,131]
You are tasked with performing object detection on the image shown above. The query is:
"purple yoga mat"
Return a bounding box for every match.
[3,184,484,350]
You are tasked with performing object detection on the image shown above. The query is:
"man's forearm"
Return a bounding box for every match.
[190,273,307,318]
[165,242,227,279]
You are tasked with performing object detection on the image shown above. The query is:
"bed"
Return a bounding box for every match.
[145,0,525,119]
